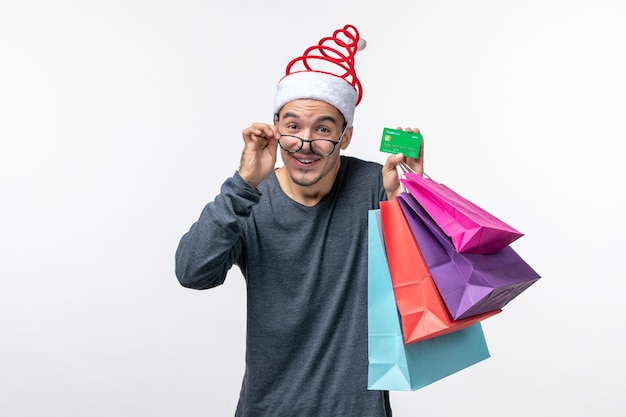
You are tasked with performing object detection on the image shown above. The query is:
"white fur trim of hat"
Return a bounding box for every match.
[273,71,358,127]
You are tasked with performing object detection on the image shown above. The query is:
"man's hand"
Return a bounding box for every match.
[382,127,424,200]
[238,123,281,189]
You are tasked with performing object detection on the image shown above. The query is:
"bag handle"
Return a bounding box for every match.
[396,161,430,193]
[398,161,430,177]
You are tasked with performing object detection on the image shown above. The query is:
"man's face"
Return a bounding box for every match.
[275,99,352,188]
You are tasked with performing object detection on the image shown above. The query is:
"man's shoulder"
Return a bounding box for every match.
[341,155,383,173]
[339,156,384,197]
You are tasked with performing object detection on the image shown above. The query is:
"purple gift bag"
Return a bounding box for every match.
[397,192,540,320]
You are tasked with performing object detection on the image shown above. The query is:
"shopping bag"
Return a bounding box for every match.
[400,171,523,254]
[379,199,500,344]
[367,209,491,391]
[397,192,541,320]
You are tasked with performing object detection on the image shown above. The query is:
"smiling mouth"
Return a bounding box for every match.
[294,155,320,165]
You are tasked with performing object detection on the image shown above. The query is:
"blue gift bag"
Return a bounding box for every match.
[368,209,491,391]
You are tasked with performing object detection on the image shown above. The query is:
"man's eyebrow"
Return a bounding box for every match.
[315,115,340,124]
[281,111,301,120]
[281,112,340,125]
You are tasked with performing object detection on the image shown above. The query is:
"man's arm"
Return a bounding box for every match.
[175,172,261,289]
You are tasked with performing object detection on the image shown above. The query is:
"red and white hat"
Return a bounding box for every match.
[273,24,366,127]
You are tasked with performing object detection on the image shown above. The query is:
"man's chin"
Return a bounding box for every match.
[289,172,322,187]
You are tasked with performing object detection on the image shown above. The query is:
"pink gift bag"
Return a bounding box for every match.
[400,172,523,254]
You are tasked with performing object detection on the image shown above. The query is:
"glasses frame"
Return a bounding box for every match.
[278,125,348,157]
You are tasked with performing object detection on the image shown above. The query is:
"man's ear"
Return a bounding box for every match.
[273,113,279,126]
[340,126,354,150]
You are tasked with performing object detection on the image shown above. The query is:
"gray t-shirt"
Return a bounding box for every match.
[176,156,390,417]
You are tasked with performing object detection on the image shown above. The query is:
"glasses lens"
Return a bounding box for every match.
[278,136,303,152]
[310,140,336,156]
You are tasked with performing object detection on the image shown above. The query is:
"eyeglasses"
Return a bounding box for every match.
[278,126,347,157]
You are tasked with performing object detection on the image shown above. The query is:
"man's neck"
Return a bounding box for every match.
[275,160,341,207]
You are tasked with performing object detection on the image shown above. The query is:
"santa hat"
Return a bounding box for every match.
[273,24,366,127]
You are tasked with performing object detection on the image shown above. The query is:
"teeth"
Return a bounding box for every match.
[297,158,314,164]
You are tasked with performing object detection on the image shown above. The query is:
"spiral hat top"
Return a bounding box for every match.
[273,24,366,127]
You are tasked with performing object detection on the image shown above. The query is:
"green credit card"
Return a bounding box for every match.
[379,127,422,159]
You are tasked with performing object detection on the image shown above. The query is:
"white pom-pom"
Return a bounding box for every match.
[357,38,367,51]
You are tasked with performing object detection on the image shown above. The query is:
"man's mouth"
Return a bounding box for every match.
[294,155,319,165]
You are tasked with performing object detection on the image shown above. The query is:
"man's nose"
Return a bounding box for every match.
[301,129,313,140]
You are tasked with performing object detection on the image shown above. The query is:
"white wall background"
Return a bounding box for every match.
[1,0,624,416]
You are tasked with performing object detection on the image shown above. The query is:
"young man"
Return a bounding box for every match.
[175,24,423,416]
